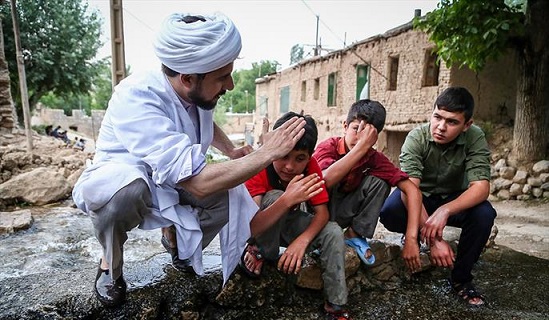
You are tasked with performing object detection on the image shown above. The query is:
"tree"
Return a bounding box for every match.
[290,44,304,65]
[415,0,549,163]
[38,59,114,115]
[218,60,279,113]
[0,0,104,121]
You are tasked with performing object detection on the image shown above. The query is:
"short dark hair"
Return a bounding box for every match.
[434,87,475,121]
[161,64,206,80]
[346,99,386,133]
[273,111,318,155]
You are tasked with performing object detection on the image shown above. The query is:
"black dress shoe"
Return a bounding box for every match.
[161,235,195,274]
[94,264,127,307]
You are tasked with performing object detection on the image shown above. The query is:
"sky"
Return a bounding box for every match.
[87,0,440,72]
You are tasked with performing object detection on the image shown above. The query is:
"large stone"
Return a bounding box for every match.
[509,183,523,196]
[512,170,528,184]
[499,166,516,180]
[532,160,549,174]
[295,247,360,290]
[494,158,507,171]
[527,177,543,187]
[0,167,72,205]
[0,209,33,234]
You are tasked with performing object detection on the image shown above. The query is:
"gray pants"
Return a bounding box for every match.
[329,175,390,238]
[89,178,229,280]
[255,190,348,306]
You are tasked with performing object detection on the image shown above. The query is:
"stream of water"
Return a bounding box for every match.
[0,206,222,283]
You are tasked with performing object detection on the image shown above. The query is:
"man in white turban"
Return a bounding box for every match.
[72,12,306,307]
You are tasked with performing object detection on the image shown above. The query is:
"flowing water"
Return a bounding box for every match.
[0,205,222,283]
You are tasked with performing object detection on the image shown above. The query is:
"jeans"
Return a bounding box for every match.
[380,188,497,284]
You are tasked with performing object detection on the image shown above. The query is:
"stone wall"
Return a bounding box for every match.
[254,22,518,164]
[31,106,105,140]
[491,159,549,200]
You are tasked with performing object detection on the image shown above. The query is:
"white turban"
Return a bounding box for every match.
[153,12,242,74]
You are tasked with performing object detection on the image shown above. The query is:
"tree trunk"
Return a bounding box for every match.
[0,15,18,132]
[512,0,549,163]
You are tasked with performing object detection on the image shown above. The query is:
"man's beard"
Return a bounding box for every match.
[187,84,225,111]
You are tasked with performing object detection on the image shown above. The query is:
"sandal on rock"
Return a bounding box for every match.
[239,239,264,278]
[345,237,375,265]
[449,279,486,307]
[321,303,353,320]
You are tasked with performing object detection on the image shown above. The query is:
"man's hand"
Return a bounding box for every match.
[225,145,253,159]
[283,174,324,206]
[260,117,306,160]
[421,206,450,245]
[402,240,421,272]
[429,239,455,268]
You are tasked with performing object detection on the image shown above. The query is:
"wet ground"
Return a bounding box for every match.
[0,203,548,319]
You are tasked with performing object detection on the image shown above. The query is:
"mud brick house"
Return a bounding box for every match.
[253,19,518,165]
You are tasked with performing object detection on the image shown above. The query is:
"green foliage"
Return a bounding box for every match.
[218,60,279,113]
[290,44,304,65]
[414,0,524,71]
[38,58,113,115]
[31,124,49,135]
[0,0,104,120]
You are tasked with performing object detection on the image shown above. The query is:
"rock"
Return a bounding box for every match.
[527,177,542,187]
[0,167,72,206]
[499,166,516,179]
[532,188,543,198]
[532,160,549,174]
[295,247,360,290]
[0,209,33,234]
[540,173,549,183]
[512,170,528,184]
[497,189,511,200]
[494,158,506,171]
[509,183,523,196]
[541,182,549,191]
[522,184,532,194]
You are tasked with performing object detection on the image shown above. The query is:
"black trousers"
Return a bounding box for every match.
[380,189,497,284]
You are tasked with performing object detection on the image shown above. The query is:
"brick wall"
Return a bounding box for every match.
[254,22,518,164]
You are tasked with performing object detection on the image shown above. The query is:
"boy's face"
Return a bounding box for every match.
[343,119,362,151]
[429,106,472,145]
[272,149,310,183]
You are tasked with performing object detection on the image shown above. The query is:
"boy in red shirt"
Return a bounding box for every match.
[313,99,422,272]
[242,111,351,319]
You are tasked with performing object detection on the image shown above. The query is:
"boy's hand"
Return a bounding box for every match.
[277,238,308,274]
[356,121,378,151]
[284,173,324,206]
[421,206,450,245]
[429,239,455,268]
[402,241,421,272]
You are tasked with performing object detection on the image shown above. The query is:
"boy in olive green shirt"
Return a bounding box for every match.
[380,87,496,307]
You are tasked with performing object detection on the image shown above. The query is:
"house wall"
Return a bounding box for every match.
[254,23,518,164]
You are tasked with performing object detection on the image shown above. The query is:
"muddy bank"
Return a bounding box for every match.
[0,205,548,319]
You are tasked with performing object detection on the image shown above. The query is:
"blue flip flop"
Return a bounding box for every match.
[345,237,375,265]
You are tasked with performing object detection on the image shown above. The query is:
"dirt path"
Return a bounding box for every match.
[491,199,549,259]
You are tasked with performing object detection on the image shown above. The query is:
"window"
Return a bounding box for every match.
[356,64,370,100]
[387,56,399,91]
[423,49,439,87]
[314,78,320,100]
[301,80,307,102]
[327,72,337,106]
[280,86,290,113]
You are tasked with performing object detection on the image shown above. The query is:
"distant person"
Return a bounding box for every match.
[313,99,423,272]
[72,11,306,308]
[380,87,496,306]
[242,111,352,319]
[74,138,86,151]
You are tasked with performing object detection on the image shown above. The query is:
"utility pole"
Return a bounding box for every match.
[9,0,32,152]
[314,15,319,56]
[110,0,126,88]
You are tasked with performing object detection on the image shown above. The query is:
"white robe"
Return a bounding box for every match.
[72,70,257,283]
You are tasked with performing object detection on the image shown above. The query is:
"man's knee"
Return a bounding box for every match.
[469,201,497,230]
[379,189,407,232]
